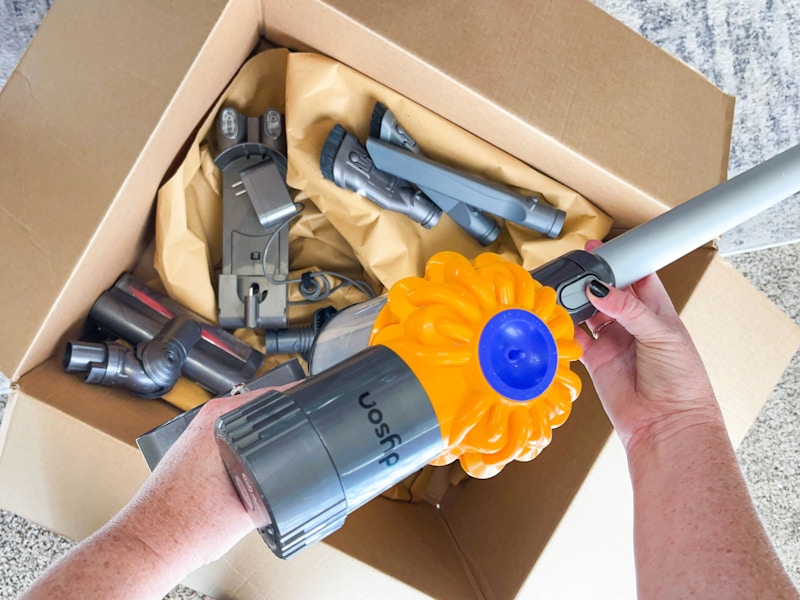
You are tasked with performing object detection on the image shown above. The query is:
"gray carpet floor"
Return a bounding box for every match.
[1,1,799,598]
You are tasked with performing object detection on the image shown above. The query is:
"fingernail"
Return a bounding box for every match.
[587,279,609,298]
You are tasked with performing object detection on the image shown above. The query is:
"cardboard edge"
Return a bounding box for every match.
[0,385,21,463]
[681,255,800,446]
[7,0,262,383]
[0,390,151,541]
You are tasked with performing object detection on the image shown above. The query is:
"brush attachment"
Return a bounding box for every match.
[320,123,347,182]
[370,101,388,139]
[318,124,442,228]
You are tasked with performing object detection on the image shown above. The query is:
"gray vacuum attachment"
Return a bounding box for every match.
[63,315,202,399]
[215,345,442,558]
[64,273,264,396]
[370,101,420,153]
[366,137,566,239]
[320,124,442,228]
[370,102,501,246]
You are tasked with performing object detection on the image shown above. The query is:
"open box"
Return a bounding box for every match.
[2,0,800,598]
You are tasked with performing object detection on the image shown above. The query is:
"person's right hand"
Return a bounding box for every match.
[573,241,723,455]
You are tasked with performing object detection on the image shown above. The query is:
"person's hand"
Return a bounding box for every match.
[109,386,291,573]
[574,240,722,455]
[21,386,297,600]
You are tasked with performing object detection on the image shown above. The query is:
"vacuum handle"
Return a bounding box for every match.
[594,145,800,289]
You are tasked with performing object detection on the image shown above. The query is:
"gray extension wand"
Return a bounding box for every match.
[528,144,800,323]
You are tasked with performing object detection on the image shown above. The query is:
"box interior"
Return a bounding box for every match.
[3,0,798,599]
[0,0,737,383]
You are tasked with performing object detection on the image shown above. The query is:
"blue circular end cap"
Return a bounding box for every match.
[479,309,558,401]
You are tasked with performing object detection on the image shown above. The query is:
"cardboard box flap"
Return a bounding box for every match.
[439,365,612,600]
[263,0,734,227]
[0,389,152,540]
[0,0,260,381]
[0,390,478,599]
[678,254,800,445]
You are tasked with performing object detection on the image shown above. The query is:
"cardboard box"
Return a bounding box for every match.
[1,0,799,598]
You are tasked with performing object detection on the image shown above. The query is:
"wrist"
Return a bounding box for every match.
[625,402,727,465]
[114,511,202,578]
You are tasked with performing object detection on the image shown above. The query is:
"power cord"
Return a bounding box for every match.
[261,203,378,305]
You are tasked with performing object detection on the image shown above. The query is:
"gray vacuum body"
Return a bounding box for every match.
[215,345,442,558]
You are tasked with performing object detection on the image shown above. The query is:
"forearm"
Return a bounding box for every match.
[627,409,798,599]
[21,394,257,599]
[19,518,191,600]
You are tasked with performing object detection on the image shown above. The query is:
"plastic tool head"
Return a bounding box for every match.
[370,101,421,154]
[320,124,442,228]
[371,251,582,478]
[366,137,566,239]
[367,105,501,246]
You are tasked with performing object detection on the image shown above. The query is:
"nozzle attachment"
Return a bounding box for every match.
[64,341,166,397]
[369,102,501,246]
[320,124,442,228]
[370,101,420,153]
[63,315,202,398]
[366,137,566,238]
[72,273,265,395]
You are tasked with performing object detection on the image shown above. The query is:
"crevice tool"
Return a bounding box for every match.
[366,136,566,238]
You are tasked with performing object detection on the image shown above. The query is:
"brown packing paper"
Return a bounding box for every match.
[284,52,612,283]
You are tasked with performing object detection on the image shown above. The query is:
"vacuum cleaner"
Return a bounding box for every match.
[214,144,800,558]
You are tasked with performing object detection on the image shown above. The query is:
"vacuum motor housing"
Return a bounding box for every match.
[215,344,442,558]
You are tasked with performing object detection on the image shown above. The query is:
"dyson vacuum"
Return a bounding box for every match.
[213,142,800,558]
